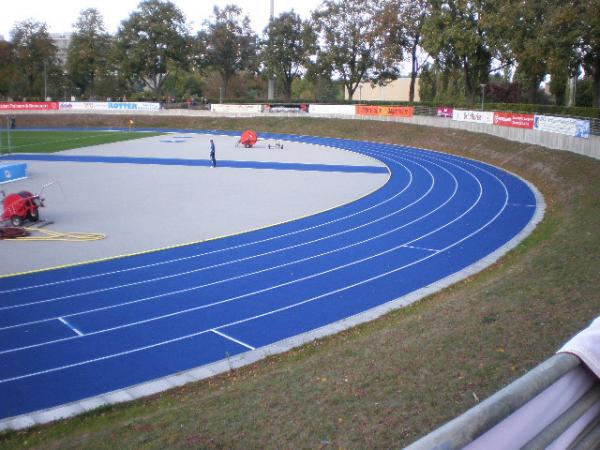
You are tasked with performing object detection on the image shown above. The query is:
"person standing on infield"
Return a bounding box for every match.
[209,139,216,168]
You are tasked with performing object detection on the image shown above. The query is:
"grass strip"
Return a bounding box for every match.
[0,115,598,449]
[0,130,162,154]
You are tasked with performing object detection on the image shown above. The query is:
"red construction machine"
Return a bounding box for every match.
[236,129,284,149]
[238,129,258,148]
[1,183,51,227]
[1,190,43,226]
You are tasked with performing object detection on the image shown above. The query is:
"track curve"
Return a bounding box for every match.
[0,132,543,428]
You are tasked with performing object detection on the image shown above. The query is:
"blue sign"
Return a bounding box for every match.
[575,120,591,139]
[0,162,27,184]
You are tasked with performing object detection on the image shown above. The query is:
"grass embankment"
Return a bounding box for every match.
[0,130,162,154]
[1,114,599,449]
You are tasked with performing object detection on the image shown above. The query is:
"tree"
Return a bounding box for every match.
[197,5,258,98]
[418,60,467,102]
[0,39,14,99]
[10,20,58,99]
[312,0,392,101]
[378,0,431,102]
[161,70,205,100]
[263,12,316,101]
[422,0,494,102]
[115,0,189,97]
[544,1,583,105]
[581,0,600,107]
[493,0,553,103]
[67,8,111,99]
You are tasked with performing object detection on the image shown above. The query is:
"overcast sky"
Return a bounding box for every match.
[0,0,324,39]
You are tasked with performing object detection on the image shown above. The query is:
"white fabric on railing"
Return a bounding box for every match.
[463,366,597,450]
[559,315,600,378]
[462,317,600,449]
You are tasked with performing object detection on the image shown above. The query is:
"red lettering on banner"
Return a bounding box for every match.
[356,105,381,116]
[0,102,59,111]
[493,111,534,129]
[386,106,414,117]
[357,105,414,117]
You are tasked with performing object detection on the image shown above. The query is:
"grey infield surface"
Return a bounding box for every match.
[0,133,388,276]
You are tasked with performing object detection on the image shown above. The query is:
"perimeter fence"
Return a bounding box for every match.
[411,105,600,136]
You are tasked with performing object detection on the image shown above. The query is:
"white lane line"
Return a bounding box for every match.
[0,158,444,331]
[0,148,396,298]
[0,329,215,384]
[0,149,402,295]
[57,317,84,337]
[509,203,536,208]
[401,245,439,252]
[0,156,419,315]
[1,147,494,344]
[211,329,255,351]
[0,158,418,312]
[0,148,478,343]
[0,151,511,383]
[0,157,471,354]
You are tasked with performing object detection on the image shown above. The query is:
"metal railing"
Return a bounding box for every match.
[406,353,600,449]
[411,105,600,136]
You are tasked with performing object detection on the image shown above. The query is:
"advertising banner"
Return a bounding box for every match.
[534,115,590,138]
[356,105,414,118]
[308,104,356,116]
[355,105,381,116]
[437,107,454,118]
[211,104,263,113]
[58,102,161,111]
[264,104,308,113]
[59,102,108,111]
[493,112,535,129]
[385,106,414,118]
[452,109,494,124]
[0,102,59,111]
[107,102,160,111]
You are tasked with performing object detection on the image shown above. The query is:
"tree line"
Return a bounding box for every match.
[0,0,599,107]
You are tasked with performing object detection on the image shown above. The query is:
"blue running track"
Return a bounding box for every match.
[0,131,542,424]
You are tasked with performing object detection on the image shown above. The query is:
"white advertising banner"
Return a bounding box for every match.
[107,102,161,111]
[534,115,590,138]
[309,104,356,116]
[59,102,109,111]
[59,102,160,111]
[453,109,494,124]
[211,104,263,113]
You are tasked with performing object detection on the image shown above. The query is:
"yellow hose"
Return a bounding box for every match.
[7,227,106,242]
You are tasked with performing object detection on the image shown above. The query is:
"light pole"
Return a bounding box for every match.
[359,85,362,104]
[44,61,48,101]
[267,0,275,100]
[480,83,486,110]
[219,87,223,104]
